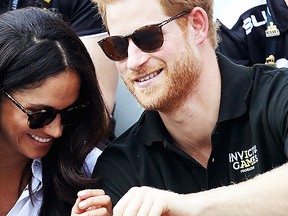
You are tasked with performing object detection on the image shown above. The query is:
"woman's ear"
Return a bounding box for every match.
[187,7,209,45]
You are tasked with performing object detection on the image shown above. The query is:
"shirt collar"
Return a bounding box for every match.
[31,158,43,191]
[133,111,167,146]
[217,52,252,122]
[9,159,43,216]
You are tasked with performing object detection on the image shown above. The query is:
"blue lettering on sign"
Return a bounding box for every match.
[242,10,267,35]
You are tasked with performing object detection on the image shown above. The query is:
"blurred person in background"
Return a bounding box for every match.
[217,0,288,68]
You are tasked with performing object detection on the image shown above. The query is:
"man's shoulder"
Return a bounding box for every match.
[251,63,288,77]
[249,64,288,104]
[98,110,165,160]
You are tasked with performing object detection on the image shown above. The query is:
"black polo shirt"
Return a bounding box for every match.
[93,53,288,206]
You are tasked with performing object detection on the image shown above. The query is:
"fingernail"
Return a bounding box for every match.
[78,190,85,197]
[79,201,86,209]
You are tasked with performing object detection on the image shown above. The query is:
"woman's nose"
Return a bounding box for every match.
[42,114,63,138]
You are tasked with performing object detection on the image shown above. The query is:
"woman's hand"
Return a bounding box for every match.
[71,189,112,216]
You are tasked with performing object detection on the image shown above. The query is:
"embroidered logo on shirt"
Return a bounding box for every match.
[229,145,258,173]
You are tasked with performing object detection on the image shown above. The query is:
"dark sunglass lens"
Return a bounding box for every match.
[100,36,128,61]
[133,25,163,52]
[28,110,56,129]
[61,105,87,126]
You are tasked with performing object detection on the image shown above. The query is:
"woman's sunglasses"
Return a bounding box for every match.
[98,10,190,61]
[3,91,89,129]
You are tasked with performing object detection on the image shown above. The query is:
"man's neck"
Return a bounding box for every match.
[159,65,221,167]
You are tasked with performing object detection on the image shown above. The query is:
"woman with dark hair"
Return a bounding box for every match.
[0,7,111,216]
[0,0,119,139]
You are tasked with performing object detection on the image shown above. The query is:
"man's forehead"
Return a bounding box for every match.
[106,0,165,35]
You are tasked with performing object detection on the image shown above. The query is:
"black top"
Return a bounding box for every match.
[93,53,288,206]
[217,0,288,67]
[0,0,105,36]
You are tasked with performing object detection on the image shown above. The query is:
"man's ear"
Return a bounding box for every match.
[187,7,209,45]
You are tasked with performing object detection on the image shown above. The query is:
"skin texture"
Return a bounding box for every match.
[106,0,203,114]
[0,70,80,160]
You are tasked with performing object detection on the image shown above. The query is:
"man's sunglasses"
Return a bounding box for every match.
[98,10,190,61]
[3,91,89,129]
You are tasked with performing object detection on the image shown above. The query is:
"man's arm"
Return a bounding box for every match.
[113,163,288,216]
[57,0,119,116]
[80,33,118,116]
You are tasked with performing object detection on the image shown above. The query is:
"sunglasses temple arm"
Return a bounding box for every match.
[3,91,32,115]
[158,10,190,28]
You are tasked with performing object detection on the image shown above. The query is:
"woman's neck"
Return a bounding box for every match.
[0,158,32,216]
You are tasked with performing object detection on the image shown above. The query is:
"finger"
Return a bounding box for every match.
[72,207,111,216]
[78,189,106,199]
[136,196,153,216]
[71,197,84,214]
[148,201,166,216]
[121,191,144,216]
[148,190,180,216]
[113,187,140,216]
[79,194,111,211]
[85,207,111,216]
[135,187,165,216]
